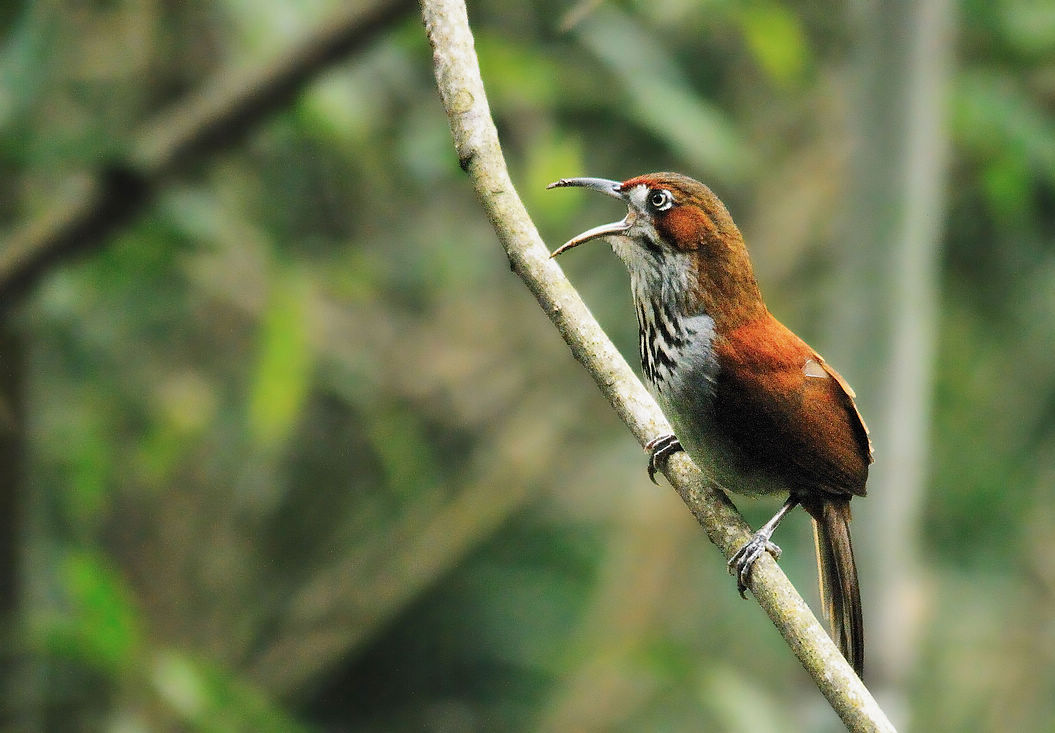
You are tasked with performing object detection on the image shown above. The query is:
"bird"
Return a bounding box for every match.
[548,173,873,678]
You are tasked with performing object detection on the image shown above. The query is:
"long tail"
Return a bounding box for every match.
[808,497,864,678]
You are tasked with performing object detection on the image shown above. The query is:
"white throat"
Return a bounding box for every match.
[600,183,719,399]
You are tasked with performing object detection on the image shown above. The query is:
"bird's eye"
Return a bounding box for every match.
[648,189,674,211]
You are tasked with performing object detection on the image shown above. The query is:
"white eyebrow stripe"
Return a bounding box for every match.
[804,358,827,378]
[626,184,648,210]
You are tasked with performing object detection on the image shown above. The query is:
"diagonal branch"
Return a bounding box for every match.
[420,1,895,731]
[0,0,414,313]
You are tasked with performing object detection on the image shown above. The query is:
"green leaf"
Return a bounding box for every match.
[138,372,218,485]
[362,401,440,498]
[475,32,563,110]
[152,650,312,732]
[0,5,55,138]
[982,150,1032,221]
[65,410,113,528]
[37,550,142,675]
[248,267,314,451]
[737,2,809,87]
[520,130,585,228]
[999,0,1055,56]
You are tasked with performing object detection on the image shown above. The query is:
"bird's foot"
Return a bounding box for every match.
[728,532,782,599]
[645,433,683,484]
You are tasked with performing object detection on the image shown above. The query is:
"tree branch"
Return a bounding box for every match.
[0,0,414,313]
[420,1,896,730]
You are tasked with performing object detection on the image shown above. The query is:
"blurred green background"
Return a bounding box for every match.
[2,0,1054,730]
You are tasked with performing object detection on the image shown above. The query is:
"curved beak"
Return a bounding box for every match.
[547,177,629,257]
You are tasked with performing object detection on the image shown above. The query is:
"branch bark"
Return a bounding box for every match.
[420,1,896,730]
[0,0,413,313]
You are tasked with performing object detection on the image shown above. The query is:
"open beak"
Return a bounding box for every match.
[547,177,630,257]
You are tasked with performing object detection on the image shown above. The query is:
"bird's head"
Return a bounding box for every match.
[549,172,764,325]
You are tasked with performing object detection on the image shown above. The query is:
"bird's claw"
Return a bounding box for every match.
[645,434,683,484]
[728,533,782,599]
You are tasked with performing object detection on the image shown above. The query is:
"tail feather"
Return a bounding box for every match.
[809,498,864,678]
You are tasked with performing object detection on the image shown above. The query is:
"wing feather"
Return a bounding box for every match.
[713,314,871,497]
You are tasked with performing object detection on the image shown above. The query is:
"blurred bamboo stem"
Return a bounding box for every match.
[830,0,952,722]
[420,0,895,730]
[0,0,413,313]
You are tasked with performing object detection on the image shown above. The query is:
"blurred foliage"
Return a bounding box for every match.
[1,0,1054,731]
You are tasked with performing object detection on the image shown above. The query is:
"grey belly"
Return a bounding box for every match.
[649,371,783,498]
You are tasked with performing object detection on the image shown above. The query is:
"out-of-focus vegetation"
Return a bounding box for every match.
[1,0,1053,730]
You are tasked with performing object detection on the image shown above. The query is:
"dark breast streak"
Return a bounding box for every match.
[637,298,689,387]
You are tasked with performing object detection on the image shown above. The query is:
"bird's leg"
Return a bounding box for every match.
[645,433,683,484]
[729,496,799,598]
